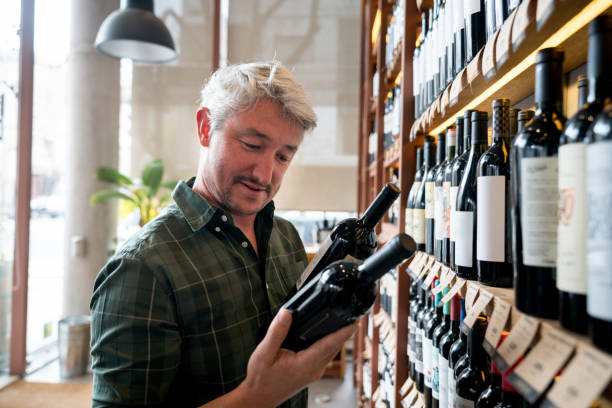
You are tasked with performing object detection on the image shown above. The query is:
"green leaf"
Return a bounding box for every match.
[95,167,133,186]
[161,180,179,190]
[90,190,137,205]
[142,159,164,197]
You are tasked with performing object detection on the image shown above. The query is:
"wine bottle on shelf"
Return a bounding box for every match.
[577,74,588,108]
[485,0,496,40]
[441,128,457,266]
[408,270,423,380]
[439,295,461,408]
[509,108,519,136]
[455,316,491,407]
[414,46,422,118]
[425,284,444,408]
[432,288,451,408]
[477,99,513,288]
[436,1,445,97]
[451,113,471,270]
[426,135,444,255]
[455,0,467,75]
[406,147,425,239]
[516,110,534,134]
[446,0,455,87]
[435,131,452,262]
[496,365,524,407]
[586,102,612,354]
[415,136,436,252]
[416,285,432,392]
[282,234,416,351]
[494,0,508,33]
[421,10,429,111]
[423,280,439,407]
[448,299,467,408]
[510,48,566,319]
[475,332,508,407]
[558,16,612,334]
[427,11,435,106]
[456,111,489,280]
[465,0,487,63]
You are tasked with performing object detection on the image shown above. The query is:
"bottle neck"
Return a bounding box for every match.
[468,322,487,368]
[436,139,446,165]
[535,60,564,114]
[492,103,510,143]
[456,127,464,157]
[360,183,400,230]
[587,28,612,103]
[471,120,488,148]
[446,145,456,161]
[424,142,435,169]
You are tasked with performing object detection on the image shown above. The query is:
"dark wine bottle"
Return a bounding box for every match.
[446,0,455,87]
[439,294,461,408]
[448,299,467,407]
[577,74,588,108]
[455,0,467,75]
[586,102,612,354]
[456,111,489,280]
[465,0,487,63]
[423,280,439,406]
[406,147,425,239]
[516,110,534,134]
[441,128,457,266]
[435,131,452,262]
[509,108,519,136]
[408,270,423,380]
[415,136,436,251]
[510,48,566,319]
[416,285,432,392]
[558,16,612,334]
[495,368,524,407]
[475,332,508,407]
[425,285,444,408]
[477,99,513,287]
[432,288,451,408]
[455,316,490,407]
[433,1,441,101]
[282,234,416,351]
[428,11,435,106]
[426,135,444,254]
[451,113,472,270]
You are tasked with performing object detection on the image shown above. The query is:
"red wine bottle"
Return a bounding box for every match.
[455,316,490,407]
[586,102,612,354]
[406,147,425,239]
[432,288,451,408]
[416,285,433,392]
[465,0,486,63]
[443,126,460,266]
[427,134,445,255]
[451,113,472,270]
[558,16,612,334]
[456,111,489,280]
[510,48,566,319]
[282,234,416,351]
[439,294,461,408]
[448,299,467,407]
[409,270,425,380]
[435,131,453,262]
[423,281,440,406]
[475,332,508,407]
[477,99,513,287]
[415,137,436,251]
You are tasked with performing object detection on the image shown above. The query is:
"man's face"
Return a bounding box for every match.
[197,99,303,217]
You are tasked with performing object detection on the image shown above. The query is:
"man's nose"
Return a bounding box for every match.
[251,154,275,186]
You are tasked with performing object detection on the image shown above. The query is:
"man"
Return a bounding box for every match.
[90,61,356,407]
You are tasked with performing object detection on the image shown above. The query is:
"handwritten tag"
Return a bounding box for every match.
[512,0,535,51]
[461,289,493,334]
[536,0,555,31]
[400,377,415,397]
[449,69,465,106]
[483,298,512,355]
[464,282,480,314]
[403,386,418,405]
[442,278,466,303]
[542,346,612,408]
[432,267,454,295]
[407,252,424,274]
[421,262,442,290]
[492,315,540,372]
[384,330,396,352]
[466,49,482,85]
[372,386,381,402]
[482,31,499,81]
[507,328,576,404]
[496,9,517,69]
[441,88,449,116]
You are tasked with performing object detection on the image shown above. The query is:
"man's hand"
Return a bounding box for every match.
[203,308,357,408]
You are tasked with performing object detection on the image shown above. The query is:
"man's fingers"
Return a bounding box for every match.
[299,323,357,365]
[257,308,293,363]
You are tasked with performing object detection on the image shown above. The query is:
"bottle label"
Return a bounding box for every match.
[408,318,415,360]
[476,175,506,262]
[424,336,433,387]
[443,181,452,239]
[415,328,424,373]
[456,395,475,408]
[464,0,481,15]
[414,209,426,244]
[406,208,414,237]
[432,346,440,398]
[435,185,445,240]
[586,141,612,320]
[450,186,459,241]
[557,144,587,294]
[439,356,449,408]
[455,0,465,30]
[449,372,457,408]
[520,156,558,267]
[455,210,474,267]
[426,181,435,219]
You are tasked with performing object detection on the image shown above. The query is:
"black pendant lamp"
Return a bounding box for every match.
[95,0,177,63]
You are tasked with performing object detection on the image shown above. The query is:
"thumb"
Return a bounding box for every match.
[257,308,293,362]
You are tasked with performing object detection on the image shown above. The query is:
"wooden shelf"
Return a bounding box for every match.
[379,222,399,245]
[383,139,401,168]
[385,40,403,89]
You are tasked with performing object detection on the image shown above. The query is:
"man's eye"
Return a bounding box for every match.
[277,154,290,163]
[242,142,260,150]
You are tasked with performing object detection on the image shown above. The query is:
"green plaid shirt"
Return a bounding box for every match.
[90,178,308,407]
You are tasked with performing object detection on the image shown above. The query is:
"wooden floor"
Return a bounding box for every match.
[0,380,92,408]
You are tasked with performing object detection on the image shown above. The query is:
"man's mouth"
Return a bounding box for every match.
[237,179,270,193]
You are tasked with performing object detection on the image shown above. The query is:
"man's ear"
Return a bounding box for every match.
[196,107,212,148]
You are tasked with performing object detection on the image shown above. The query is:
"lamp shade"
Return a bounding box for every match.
[94,0,177,63]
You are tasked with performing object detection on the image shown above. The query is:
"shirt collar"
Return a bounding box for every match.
[172,177,276,232]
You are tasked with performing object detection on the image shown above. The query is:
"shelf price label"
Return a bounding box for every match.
[403,386,418,406]
[482,30,499,81]
[512,0,535,51]
[441,277,466,304]
[496,8,517,69]
[464,282,480,314]
[421,262,442,290]
[461,289,493,334]
[542,346,612,408]
[536,0,555,31]
[507,328,576,404]
[492,314,539,372]
[467,49,483,85]
[483,298,512,356]
[449,69,465,107]
[400,377,415,398]
[432,267,454,295]
[441,88,449,116]
[407,252,424,276]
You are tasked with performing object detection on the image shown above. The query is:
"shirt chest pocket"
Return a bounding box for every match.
[267,259,307,311]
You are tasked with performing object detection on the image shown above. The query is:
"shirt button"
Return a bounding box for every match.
[221,215,227,222]
[215,227,221,232]
[241,241,248,248]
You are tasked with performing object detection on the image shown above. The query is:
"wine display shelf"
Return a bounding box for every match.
[355,0,612,407]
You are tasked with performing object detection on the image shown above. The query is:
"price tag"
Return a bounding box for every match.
[482,30,499,81]
[464,282,480,314]
[407,252,424,274]
[449,69,465,106]
[441,277,466,303]
[461,289,493,334]
[466,49,482,85]
[384,331,396,352]
[492,315,540,372]
[403,386,418,405]
[483,298,512,356]
[421,262,442,290]
[400,377,415,397]
[428,103,436,124]
[536,0,555,31]
[372,310,386,327]
[507,328,576,404]
[432,267,454,295]
[441,88,449,116]
[542,346,612,408]
[372,386,381,402]
[496,9,517,69]
[512,0,535,51]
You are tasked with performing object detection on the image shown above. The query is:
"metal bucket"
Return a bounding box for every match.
[58,315,91,379]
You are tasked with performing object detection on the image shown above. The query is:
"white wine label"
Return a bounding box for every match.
[448,372,457,408]
[443,182,451,238]
[435,186,445,240]
[415,328,424,373]
[450,186,459,241]
[296,236,333,289]
[492,315,539,372]
[426,181,435,219]
[520,156,558,267]
[508,329,576,404]
[543,346,612,408]
[477,176,506,262]
[483,298,511,356]
[414,209,426,245]
[424,336,433,387]
[461,290,493,334]
[455,210,474,267]
[464,0,481,15]
[454,0,465,30]
[432,346,440,398]
[455,395,475,408]
[405,208,414,238]
[439,356,449,408]
[408,318,416,360]
[557,144,587,294]
[586,141,612,320]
